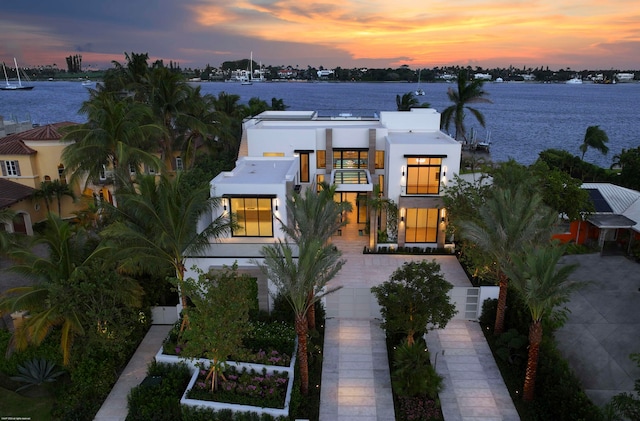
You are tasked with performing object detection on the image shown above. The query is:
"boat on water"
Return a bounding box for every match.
[1,58,34,91]
[566,77,583,84]
[414,68,425,96]
[615,73,635,83]
[81,80,94,87]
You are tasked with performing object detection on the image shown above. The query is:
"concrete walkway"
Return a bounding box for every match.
[93,325,172,421]
[319,318,395,421]
[425,320,520,421]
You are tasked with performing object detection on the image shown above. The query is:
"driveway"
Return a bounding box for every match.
[555,253,640,406]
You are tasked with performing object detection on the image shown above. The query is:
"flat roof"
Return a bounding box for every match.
[214,157,297,185]
[387,131,458,146]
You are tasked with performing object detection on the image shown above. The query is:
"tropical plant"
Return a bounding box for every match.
[503,244,580,401]
[0,208,16,254]
[257,238,344,396]
[60,88,162,187]
[279,182,351,330]
[33,180,76,215]
[371,260,457,345]
[391,339,443,398]
[396,92,419,111]
[180,265,252,391]
[440,69,492,142]
[458,185,557,335]
[101,172,231,334]
[610,353,640,420]
[579,125,609,161]
[10,357,65,391]
[0,214,108,364]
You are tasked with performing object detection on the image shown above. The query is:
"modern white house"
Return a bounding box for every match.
[184,108,463,311]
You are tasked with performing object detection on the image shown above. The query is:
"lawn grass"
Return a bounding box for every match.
[0,386,54,420]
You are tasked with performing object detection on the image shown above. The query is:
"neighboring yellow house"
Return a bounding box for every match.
[0,122,87,231]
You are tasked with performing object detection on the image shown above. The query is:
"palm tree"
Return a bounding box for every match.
[0,215,106,365]
[279,182,352,329]
[458,185,557,335]
[396,92,419,111]
[33,180,76,216]
[61,88,162,188]
[257,238,344,395]
[440,69,492,142]
[100,172,230,333]
[503,244,580,401]
[0,209,16,254]
[579,125,609,160]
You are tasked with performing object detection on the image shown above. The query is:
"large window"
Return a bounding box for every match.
[231,197,274,237]
[405,208,439,243]
[406,157,441,195]
[333,150,368,169]
[316,150,326,169]
[375,150,385,169]
[1,160,20,176]
[299,152,310,183]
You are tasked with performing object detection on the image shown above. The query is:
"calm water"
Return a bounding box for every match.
[1,80,639,168]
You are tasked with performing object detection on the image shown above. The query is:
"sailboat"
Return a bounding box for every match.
[1,58,34,91]
[414,68,425,96]
[241,52,253,85]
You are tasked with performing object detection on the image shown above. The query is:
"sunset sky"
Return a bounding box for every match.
[2,0,639,71]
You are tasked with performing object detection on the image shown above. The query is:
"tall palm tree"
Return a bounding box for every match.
[579,125,609,161]
[258,238,344,396]
[61,89,162,188]
[100,172,230,333]
[458,185,557,335]
[0,215,107,365]
[279,182,352,329]
[503,244,579,401]
[440,69,492,142]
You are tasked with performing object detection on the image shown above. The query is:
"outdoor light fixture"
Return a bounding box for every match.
[223,199,227,211]
[401,166,405,177]
[441,217,445,223]
[274,198,279,211]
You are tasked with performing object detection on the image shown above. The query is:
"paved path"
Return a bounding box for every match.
[555,254,640,407]
[93,325,172,421]
[426,320,520,421]
[319,318,395,421]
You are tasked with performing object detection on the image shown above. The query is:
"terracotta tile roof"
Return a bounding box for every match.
[0,139,36,155]
[0,121,77,143]
[0,179,34,209]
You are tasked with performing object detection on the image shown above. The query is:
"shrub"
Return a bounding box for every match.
[391,339,443,399]
[126,361,192,421]
[10,357,64,392]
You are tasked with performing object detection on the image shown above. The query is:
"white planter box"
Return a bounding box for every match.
[180,362,295,418]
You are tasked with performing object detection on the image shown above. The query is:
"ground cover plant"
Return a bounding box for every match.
[186,365,289,409]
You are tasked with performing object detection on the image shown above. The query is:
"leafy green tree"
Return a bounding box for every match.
[180,264,252,391]
[440,69,492,142]
[371,260,457,345]
[614,146,640,191]
[503,244,579,401]
[258,238,344,396]
[100,172,230,333]
[580,125,609,161]
[458,186,557,335]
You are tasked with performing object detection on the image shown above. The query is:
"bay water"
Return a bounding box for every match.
[1,80,638,168]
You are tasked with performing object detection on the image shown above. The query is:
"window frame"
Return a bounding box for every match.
[405,207,439,243]
[405,156,442,195]
[229,196,275,238]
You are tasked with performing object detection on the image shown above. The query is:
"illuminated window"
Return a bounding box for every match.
[316,150,326,168]
[263,152,285,157]
[375,150,385,169]
[231,197,274,237]
[299,152,310,183]
[378,174,384,195]
[333,150,368,169]
[406,157,442,195]
[316,174,325,191]
[405,208,439,243]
